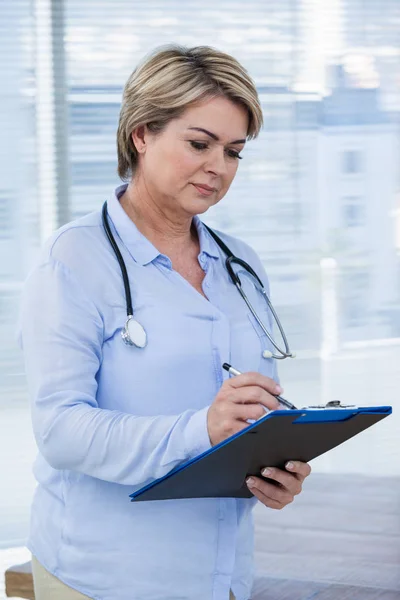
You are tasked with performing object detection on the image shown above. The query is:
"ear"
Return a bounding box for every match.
[131,124,147,154]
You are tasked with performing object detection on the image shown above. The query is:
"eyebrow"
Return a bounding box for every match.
[187,127,246,145]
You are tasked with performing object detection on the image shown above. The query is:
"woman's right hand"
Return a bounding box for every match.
[207,372,283,446]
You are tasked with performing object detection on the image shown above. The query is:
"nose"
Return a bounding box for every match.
[205,146,228,177]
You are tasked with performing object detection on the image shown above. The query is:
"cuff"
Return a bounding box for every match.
[184,405,212,459]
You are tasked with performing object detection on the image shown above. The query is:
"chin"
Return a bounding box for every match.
[184,189,222,214]
[183,199,217,217]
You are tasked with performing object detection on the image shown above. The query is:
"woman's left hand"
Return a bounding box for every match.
[246,461,311,509]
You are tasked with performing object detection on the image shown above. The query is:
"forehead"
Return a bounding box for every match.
[175,96,249,139]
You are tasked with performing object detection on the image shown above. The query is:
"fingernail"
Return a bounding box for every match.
[276,385,283,394]
[246,477,255,487]
[262,468,272,477]
[286,461,294,470]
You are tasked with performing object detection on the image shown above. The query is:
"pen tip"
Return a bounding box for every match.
[222,363,231,371]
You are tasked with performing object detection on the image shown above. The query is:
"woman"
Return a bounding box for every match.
[19,44,311,600]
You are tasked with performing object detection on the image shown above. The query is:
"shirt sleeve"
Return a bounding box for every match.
[17,257,212,487]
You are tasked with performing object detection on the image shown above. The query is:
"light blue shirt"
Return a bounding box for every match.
[17,184,279,600]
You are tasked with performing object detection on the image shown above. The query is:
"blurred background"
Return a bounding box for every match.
[0,0,399,596]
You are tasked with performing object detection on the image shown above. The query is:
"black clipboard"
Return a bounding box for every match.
[129,405,392,502]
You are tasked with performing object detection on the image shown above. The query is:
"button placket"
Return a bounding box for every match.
[200,255,212,293]
[202,258,212,288]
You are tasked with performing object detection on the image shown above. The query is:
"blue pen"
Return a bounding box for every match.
[222,363,298,410]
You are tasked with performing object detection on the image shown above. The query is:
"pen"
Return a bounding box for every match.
[222,363,298,410]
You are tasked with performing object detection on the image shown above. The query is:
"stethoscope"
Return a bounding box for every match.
[101,201,296,360]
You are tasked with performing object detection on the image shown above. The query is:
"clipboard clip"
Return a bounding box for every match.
[303,400,358,409]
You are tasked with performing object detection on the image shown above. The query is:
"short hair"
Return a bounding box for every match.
[117,44,264,180]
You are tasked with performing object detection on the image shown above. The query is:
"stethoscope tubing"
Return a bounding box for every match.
[102,202,134,317]
[205,225,293,359]
[235,283,292,359]
[102,201,294,360]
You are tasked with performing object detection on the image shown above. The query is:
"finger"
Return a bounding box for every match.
[260,466,302,496]
[249,487,284,510]
[233,403,269,423]
[246,476,293,509]
[229,372,282,396]
[285,461,312,482]
[214,419,252,442]
[230,385,280,411]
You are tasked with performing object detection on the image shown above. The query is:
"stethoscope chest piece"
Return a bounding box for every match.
[122,316,147,348]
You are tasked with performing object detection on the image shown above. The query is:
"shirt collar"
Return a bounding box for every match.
[106,184,221,266]
[193,215,220,260]
[106,184,161,266]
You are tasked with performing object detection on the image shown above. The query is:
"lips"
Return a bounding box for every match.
[193,184,216,192]
[192,183,217,196]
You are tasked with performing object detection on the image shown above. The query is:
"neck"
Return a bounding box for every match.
[119,181,198,256]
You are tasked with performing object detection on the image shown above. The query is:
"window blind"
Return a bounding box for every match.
[0,0,399,548]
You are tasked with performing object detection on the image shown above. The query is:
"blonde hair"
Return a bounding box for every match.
[117,44,264,180]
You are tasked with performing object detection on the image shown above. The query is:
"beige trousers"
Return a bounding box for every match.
[32,556,92,599]
[32,555,236,599]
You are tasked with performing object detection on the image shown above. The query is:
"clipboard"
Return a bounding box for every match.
[129,404,392,502]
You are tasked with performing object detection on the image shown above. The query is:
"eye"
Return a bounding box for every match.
[189,141,243,160]
[189,141,208,151]
[227,149,243,160]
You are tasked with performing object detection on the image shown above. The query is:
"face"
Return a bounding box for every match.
[132,95,248,219]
